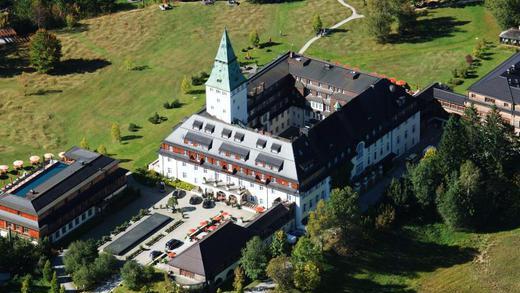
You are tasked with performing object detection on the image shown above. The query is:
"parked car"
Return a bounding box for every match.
[165,239,183,250]
[202,199,215,209]
[149,250,162,259]
[159,181,166,193]
[189,195,203,205]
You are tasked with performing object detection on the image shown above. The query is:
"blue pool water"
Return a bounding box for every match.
[13,162,68,197]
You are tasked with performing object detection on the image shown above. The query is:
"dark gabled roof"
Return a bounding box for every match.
[433,87,467,106]
[468,52,520,104]
[271,143,282,153]
[500,28,520,40]
[219,142,249,158]
[169,221,250,280]
[256,153,284,169]
[169,203,294,280]
[185,131,213,148]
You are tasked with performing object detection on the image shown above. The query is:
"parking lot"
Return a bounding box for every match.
[100,188,256,266]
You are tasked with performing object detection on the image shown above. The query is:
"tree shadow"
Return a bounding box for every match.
[329,28,348,35]
[50,58,111,75]
[30,89,63,96]
[389,16,470,44]
[58,23,90,34]
[321,229,478,292]
[119,158,133,163]
[259,41,281,49]
[0,45,34,78]
[121,135,143,142]
[188,89,205,95]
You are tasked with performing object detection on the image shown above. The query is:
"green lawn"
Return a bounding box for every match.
[0,2,515,176]
[321,223,520,292]
[307,4,517,92]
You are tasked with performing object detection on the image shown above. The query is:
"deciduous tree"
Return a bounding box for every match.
[266,256,294,292]
[240,236,269,280]
[249,29,260,48]
[233,266,245,293]
[293,261,321,292]
[312,14,323,34]
[181,76,191,94]
[270,229,288,257]
[21,274,32,293]
[365,0,393,43]
[111,122,121,143]
[486,0,520,29]
[29,29,61,73]
[43,259,53,283]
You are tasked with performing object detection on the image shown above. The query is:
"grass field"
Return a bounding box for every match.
[0,1,515,174]
[320,223,520,293]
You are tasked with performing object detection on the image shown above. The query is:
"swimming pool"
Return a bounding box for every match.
[12,162,68,197]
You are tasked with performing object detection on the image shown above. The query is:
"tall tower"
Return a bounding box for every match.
[205,29,248,124]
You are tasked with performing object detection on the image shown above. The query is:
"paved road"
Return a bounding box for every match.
[53,251,77,293]
[298,0,364,54]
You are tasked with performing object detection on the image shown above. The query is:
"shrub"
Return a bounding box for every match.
[148,112,167,124]
[375,204,396,231]
[171,99,181,108]
[29,29,62,73]
[449,78,464,86]
[128,123,139,132]
[163,102,173,109]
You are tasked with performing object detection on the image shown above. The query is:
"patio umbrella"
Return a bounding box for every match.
[200,220,209,226]
[208,225,217,231]
[29,156,40,165]
[255,206,266,213]
[189,228,196,233]
[389,77,397,84]
[396,80,407,86]
[168,252,176,258]
[0,165,8,174]
[213,215,222,221]
[13,160,23,169]
[44,153,54,161]
[58,152,66,160]
[221,211,229,216]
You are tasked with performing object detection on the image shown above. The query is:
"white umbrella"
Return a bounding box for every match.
[13,160,24,169]
[29,156,40,165]
[0,165,8,174]
[44,153,54,161]
[58,152,66,160]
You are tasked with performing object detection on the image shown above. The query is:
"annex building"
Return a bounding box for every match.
[431,52,520,134]
[153,30,421,227]
[0,147,127,242]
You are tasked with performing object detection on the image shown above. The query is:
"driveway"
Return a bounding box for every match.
[299,0,364,54]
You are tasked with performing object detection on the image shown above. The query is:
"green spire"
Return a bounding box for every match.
[206,29,247,92]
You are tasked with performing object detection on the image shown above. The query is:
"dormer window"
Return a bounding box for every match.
[204,123,215,133]
[271,143,282,154]
[234,132,245,142]
[256,138,267,149]
[192,120,203,130]
[221,128,232,138]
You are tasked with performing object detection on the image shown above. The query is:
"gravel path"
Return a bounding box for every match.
[298,0,364,54]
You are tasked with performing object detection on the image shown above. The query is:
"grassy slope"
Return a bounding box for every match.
[0,0,346,171]
[319,223,520,293]
[307,4,517,92]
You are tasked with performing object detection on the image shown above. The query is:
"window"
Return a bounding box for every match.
[182,162,186,166]
[203,168,207,173]
[194,165,198,171]
[484,97,495,104]
[259,186,264,190]
[68,222,73,230]
[356,142,365,160]
[250,182,254,188]
[81,214,86,221]
[303,203,307,212]
[88,209,93,216]
[75,218,79,225]
[412,125,416,133]
[310,199,314,208]
[182,172,187,178]
[167,168,171,174]
[23,227,28,234]
[61,226,67,234]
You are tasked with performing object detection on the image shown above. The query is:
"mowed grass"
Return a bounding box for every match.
[0,0,348,171]
[307,4,517,92]
[0,2,516,172]
[321,224,520,293]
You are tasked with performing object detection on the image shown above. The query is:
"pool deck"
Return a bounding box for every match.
[10,162,68,197]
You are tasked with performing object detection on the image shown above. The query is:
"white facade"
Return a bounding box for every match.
[351,111,421,177]
[158,154,330,228]
[206,83,248,124]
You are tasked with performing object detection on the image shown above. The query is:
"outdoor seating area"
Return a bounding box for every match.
[185,211,235,242]
[0,156,59,194]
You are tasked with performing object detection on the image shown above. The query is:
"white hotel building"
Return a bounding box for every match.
[154,30,420,227]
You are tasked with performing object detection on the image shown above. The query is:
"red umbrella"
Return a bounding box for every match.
[221,212,229,216]
[396,80,407,86]
[255,206,265,213]
[200,220,209,226]
[189,228,196,233]
[213,215,222,221]
[389,78,397,84]
[168,252,176,258]
[208,225,217,231]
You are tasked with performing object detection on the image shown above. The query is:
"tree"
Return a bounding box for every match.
[21,274,32,293]
[97,144,107,155]
[437,116,470,174]
[486,0,520,29]
[111,123,121,143]
[293,261,321,292]
[328,186,360,234]
[365,0,393,43]
[163,272,174,293]
[291,236,322,265]
[63,240,98,273]
[72,265,95,290]
[409,153,440,209]
[167,196,178,212]
[181,76,191,94]
[266,256,294,292]
[92,252,118,279]
[79,137,90,150]
[270,230,288,257]
[391,0,416,35]
[29,29,61,73]
[31,0,49,28]
[49,271,59,293]
[43,259,53,283]
[385,176,415,215]
[233,266,245,293]
[307,200,335,251]
[312,14,323,34]
[249,29,260,48]
[240,236,269,280]
[59,286,65,293]
[120,260,151,291]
